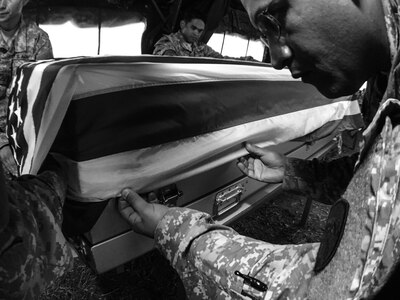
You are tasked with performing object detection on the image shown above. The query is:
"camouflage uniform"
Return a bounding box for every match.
[153,31,223,58]
[0,162,74,300]
[155,208,319,299]
[0,18,53,174]
[153,0,400,299]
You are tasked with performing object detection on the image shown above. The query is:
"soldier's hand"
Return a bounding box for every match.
[242,55,258,62]
[0,145,17,177]
[237,142,285,183]
[118,188,169,238]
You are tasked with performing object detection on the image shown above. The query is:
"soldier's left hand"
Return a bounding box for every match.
[237,142,285,183]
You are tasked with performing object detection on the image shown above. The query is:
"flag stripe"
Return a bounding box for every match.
[51,80,355,162]
[32,65,82,175]
[69,62,297,101]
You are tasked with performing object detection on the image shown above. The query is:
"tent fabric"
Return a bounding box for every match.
[7,55,363,202]
[24,0,232,53]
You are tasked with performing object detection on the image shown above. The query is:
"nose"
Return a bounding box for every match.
[269,43,293,70]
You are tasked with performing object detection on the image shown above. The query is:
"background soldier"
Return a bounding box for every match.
[0,0,53,178]
[153,9,224,58]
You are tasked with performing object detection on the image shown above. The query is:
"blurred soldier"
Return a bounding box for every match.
[153,9,257,61]
[0,0,53,178]
[119,0,400,299]
[0,157,74,299]
[153,9,224,58]
[0,2,71,299]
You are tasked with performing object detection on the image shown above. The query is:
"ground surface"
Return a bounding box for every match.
[39,191,330,300]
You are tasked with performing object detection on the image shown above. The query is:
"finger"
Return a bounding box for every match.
[121,188,149,213]
[238,157,249,168]
[118,196,143,227]
[118,189,137,216]
[117,195,131,211]
[237,161,249,175]
[260,151,285,168]
[244,142,269,157]
[118,196,135,218]
[246,157,256,177]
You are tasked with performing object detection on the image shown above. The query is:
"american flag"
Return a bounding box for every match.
[7,56,363,202]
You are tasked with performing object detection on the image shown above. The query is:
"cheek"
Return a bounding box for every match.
[181,28,188,36]
[287,21,348,70]
[285,6,345,60]
[10,2,23,15]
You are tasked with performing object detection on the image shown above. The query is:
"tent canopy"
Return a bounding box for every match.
[25,0,260,54]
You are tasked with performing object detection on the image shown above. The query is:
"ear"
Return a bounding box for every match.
[180,20,185,30]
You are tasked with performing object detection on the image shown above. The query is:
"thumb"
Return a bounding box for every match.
[245,142,285,168]
[121,188,148,212]
[244,142,268,157]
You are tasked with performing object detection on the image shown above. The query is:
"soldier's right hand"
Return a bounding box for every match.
[118,189,169,238]
[237,142,286,183]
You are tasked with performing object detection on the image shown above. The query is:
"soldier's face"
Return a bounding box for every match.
[180,18,205,44]
[0,0,24,27]
[242,0,388,98]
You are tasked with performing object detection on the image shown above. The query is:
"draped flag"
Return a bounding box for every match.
[7,56,364,202]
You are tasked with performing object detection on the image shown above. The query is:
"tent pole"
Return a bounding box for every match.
[220,31,226,54]
[245,38,250,57]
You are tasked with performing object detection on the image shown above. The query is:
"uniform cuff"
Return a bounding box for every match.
[282,157,312,193]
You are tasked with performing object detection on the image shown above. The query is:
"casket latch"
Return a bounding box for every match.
[158,184,183,207]
[213,182,245,216]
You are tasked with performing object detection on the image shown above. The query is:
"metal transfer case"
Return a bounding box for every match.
[78,136,338,274]
[7,56,362,274]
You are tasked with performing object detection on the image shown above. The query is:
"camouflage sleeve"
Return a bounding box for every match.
[0,169,74,300]
[0,134,7,148]
[154,207,320,299]
[203,44,223,58]
[0,97,8,148]
[35,31,54,60]
[153,36,178,56]
[283,153,358,204]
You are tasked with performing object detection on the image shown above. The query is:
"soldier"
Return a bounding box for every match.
[0,2,72,299]
[119,0,400,299]
[153,9,224,58]
[0,0,53,178]
[0,157,74,299]
[153,9,257,62]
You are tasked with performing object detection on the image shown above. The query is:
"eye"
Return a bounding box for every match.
[266,0,289,26]
[256,10,281,45]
